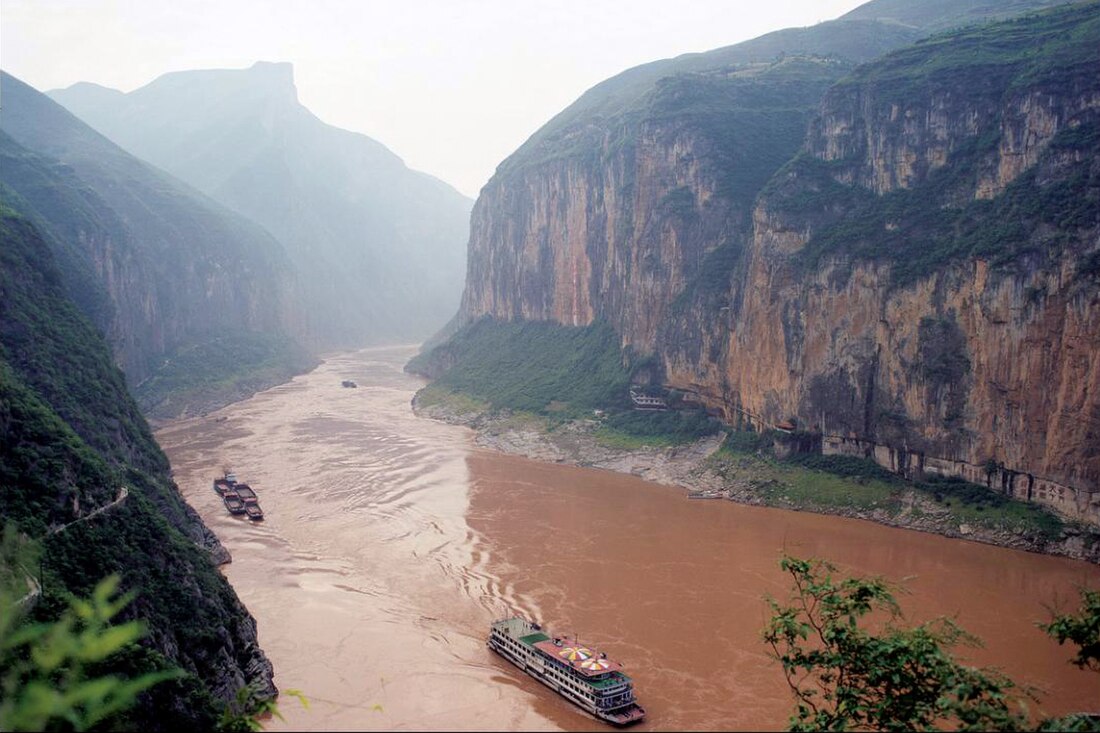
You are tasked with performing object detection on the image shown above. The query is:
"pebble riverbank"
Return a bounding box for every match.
[413,394,1100,564]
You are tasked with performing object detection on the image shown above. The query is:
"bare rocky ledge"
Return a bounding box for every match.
[413,394,1100,565]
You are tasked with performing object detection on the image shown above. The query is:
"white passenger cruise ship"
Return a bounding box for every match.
[488,617,645,725]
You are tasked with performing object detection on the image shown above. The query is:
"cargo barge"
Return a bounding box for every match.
[213,472,264,521]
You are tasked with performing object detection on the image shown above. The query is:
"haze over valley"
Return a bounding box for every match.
[2,1,1098,730]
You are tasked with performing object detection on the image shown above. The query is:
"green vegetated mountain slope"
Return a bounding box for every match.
[409,318,634,413]
[0,205,275,729]
[839,0,1073,30]
[50,61,473,349]
[418,0,1100,526]
[0,72,316,418]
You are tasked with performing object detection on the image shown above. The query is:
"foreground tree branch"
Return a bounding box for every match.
[763,555,1030,732]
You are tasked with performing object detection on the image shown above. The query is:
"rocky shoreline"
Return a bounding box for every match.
[413,394,1100,564]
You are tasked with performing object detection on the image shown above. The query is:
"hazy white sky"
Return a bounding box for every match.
[2,0,867,197]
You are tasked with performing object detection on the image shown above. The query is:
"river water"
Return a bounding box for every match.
[155,346,1099,731]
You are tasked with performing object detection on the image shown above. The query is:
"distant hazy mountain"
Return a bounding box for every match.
[0,72,311,417]
[51,61,474,348]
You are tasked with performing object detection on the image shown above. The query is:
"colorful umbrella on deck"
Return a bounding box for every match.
[581,657,612,671]
[559,646,593,661]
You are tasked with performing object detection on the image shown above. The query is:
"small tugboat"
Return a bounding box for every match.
[213,472,264,519]
[488,617,645,726]
[213,473,237,496]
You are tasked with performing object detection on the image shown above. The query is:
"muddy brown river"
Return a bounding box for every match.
[155,346,1099,731]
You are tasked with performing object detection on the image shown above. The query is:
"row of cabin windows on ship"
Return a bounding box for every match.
[546,661,601,701]
[496,633,622,705]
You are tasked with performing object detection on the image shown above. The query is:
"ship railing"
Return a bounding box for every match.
[597,694,635,710]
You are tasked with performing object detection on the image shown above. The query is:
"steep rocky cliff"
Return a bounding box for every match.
[700,3,1100,522]
[50,62,472,349]
[0,206,274,728]
[455,0,1066,350]
[438,0,1098,524]
[459,17,930,354]
[464,58,847,356]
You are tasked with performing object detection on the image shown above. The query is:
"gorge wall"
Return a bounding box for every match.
[1,207,275,729]
[459,16,930,353]
[0,71,319,419]
[448,2,1100,524]
[704,5,1100,522]
[0,72,300,386]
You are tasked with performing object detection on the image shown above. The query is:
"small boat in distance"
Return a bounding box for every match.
[488,617,644,726]
[341,380,358,388]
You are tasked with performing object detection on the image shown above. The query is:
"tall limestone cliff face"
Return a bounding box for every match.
[454,0,1067,354]
[462,85,744,352]
[457,17,936,354]
[707,4,1100,521]
[446,1,1098,523]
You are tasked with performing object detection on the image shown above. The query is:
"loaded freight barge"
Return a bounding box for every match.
[213,472,265,521]
[488,617,644,725]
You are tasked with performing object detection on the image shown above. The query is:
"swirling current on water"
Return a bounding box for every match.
[156,346,1100,731]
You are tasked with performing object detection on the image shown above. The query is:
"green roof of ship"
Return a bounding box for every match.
[519,632,550,646]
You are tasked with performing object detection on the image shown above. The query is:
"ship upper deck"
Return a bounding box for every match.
[492,618,629,679]
[532,636,625,677]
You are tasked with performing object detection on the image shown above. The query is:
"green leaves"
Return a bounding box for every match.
[763,555,1028,732]
[0,574,183,732]
[217,684,310,732]
[1041,588,1100,673]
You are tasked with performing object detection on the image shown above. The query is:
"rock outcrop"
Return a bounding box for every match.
[707,5,1100,522]
[443,1,1100,524]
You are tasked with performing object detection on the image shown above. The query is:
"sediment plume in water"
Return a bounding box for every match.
[156,346,1100,731]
